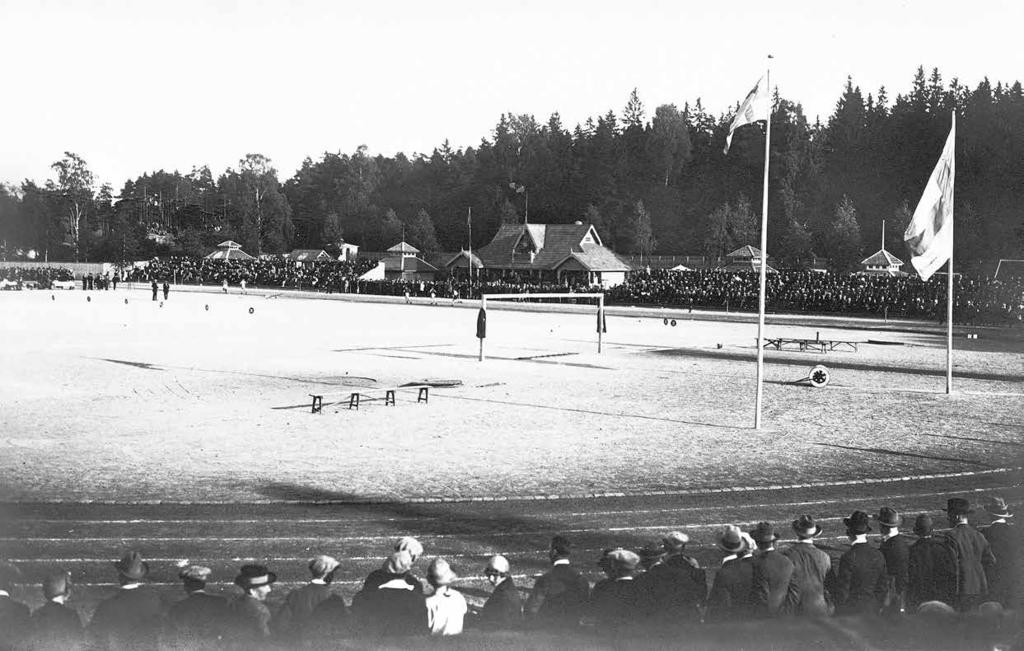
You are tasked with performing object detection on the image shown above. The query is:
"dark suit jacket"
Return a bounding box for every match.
[88,586,165,650]
[834,542,887,615]
[31,600,83,646]
[751,549,798,617]
[167,590,232,643]
[588,578,640,632]
[982,521,1018,607]
[525,562,590,629]
[944,523,996,596]
[229,594,272,640]
[634,561,704,622]
[879,534,912,610]
[1,595,33,648]
[705,556,755,622]
[273,582,334,642]
[350,580,426,637]
[479,578,523,630]
[907,536,957,609]
[782,542,831,616]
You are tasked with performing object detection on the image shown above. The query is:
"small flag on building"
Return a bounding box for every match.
[724,76,768,155]
[904,113,955,281]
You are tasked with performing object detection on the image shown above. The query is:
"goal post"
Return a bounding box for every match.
[476,292,606,361]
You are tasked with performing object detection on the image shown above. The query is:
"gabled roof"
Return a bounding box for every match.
[860,249,904,267]
[727,245,762,259]
[387,241,420,254]
[205,246,253,260]
[554,246,632,273]
[382,255,437,273]
[285,249,330,262]
[445,249,484,269]
[215,240,243,249]
[476,222,615,270]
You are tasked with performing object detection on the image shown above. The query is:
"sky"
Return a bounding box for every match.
[2,0,1021,190]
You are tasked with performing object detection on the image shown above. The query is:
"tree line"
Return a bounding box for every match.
[1,66,1021,272]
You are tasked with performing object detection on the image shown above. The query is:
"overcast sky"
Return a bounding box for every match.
[2,0,1021,189]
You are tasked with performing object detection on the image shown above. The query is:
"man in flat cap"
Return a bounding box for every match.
[0,561,31,647]
[88,551,165,650]
[525,535,591,630]
[706,525,756,622]
[943,497,996,611]
[229,564,277,640]
[31,570,83,647]
[167,565,231,645]
[634,538,703,625]
[875,506,911,614]
[833,511,887,615]
[587,549,641,634]
[274,554,342,644]
[476,555,523,630]
[749,522,799,617]
[907,514,957,610]
[981,496,1018,609]
[781,515,831,617]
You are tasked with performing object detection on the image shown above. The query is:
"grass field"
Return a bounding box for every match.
[0,285,1021,636]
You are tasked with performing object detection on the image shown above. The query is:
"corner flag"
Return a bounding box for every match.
[724,76,768,154]
[904,113,955,281]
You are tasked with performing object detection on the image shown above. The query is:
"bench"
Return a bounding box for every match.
[763,337,858,353]
[307,386,430,413]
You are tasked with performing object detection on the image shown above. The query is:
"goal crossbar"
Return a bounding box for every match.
[481,292,604,302]
[477,293,606,361]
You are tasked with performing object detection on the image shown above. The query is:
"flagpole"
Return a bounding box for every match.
[468,206,473,284]
[946,112,956,394]
[754,58,772,430]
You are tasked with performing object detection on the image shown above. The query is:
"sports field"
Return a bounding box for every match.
[1,286,1022,635]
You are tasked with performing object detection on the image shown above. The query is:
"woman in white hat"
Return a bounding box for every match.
[425,558,467,635]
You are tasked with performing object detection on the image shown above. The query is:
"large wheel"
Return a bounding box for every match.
[808,365,830,388]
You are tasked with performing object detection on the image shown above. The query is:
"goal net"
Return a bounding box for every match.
[475,292,606,361]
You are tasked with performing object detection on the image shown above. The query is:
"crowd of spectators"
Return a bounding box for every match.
[0,266,74,288]
[0,496,1019,649]
[126,256,378,291]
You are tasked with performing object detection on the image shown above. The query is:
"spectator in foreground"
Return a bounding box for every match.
[31,570,83,647]
[477,554,522,630]
[876,507,911,614]
[706,526,756,622]
[88,551,165,650]
[425,558,467,635]
[352,550,426,638]
[0,562,31,647]
[273,554,340,644]
[980,496,1017,609]
[834,511,887,616]
[362,536,425,593]
[167,564,231,645]
[587,549,641,633]
[229,564,277,640]
[907,514,957,610]
[782,515,832,617]
[943,497,996,611]
[749,522,799,617]
[525,535,590,630]
[634,538,703,625]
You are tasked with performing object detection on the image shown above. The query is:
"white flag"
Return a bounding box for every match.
[723,76,768,154]
[904,113,955,281]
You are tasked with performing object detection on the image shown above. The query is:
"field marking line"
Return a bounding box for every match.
[4,466,1018,506]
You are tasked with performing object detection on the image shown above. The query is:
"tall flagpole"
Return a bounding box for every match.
[754,57,773,430]
[946,112,956,394]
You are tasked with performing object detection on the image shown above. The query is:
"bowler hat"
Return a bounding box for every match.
[874,507,902,528]
[42,571,72,599]
[983,496,1013,518]
[843,510,872,534]
[913,514,934,537]
[943,498,973,517]
[178,565,212,583]
[717,525,746,553]
[233,564,277,590]
[791,515,823,538]
[113,551,149,581]
[749,522,779,544]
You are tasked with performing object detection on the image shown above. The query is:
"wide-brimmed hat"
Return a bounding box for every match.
[42,571,71,599]
[843,511,872,534]
[943,498,973,517]
[749,522,779,544]
[791,515,823,538]
[874,507,902,528]
[178,565,212,583]
[638,540,667,562]
[983,496,1013,518]
[308,555,340,577]
[114,551,149,581]
[717,525,746,553]
[427,558,457,586]
[913,514,934,537]
[233,564,277,590]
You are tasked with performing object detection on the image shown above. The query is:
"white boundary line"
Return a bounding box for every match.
[4,466,1018,505]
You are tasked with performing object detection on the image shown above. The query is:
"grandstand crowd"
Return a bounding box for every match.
[0,496,1019,649]
[3,258,1023,324]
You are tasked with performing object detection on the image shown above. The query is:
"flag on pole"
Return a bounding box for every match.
[724,76,768,154]
[904,113,955,281]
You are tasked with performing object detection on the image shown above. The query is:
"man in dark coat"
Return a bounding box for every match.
[31,570,83,648]
[876,506,912,614]
[587,549,641,634]
[228,564,277,640]
[981,496,1018,609]
[781,515,831,617]
[634,539,703,625]
[150,279,158,301]
[525,535,590,630]
[166,565,232,646]
[477,555,523,630]
[705,525,755,622]
[943,497,996,611]
[350,550,426,637]
[749,522,799,617]
[833,511,887,616]
[273,554,341,644]
[162,281,169,300]
[663,531,706,589]
[0,562,32,649]
[361,536,425,593]
[88,551,165,650]
[907,514,957,610]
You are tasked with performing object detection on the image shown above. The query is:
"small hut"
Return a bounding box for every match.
[204,240,254,261]
[720,245,777,273]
